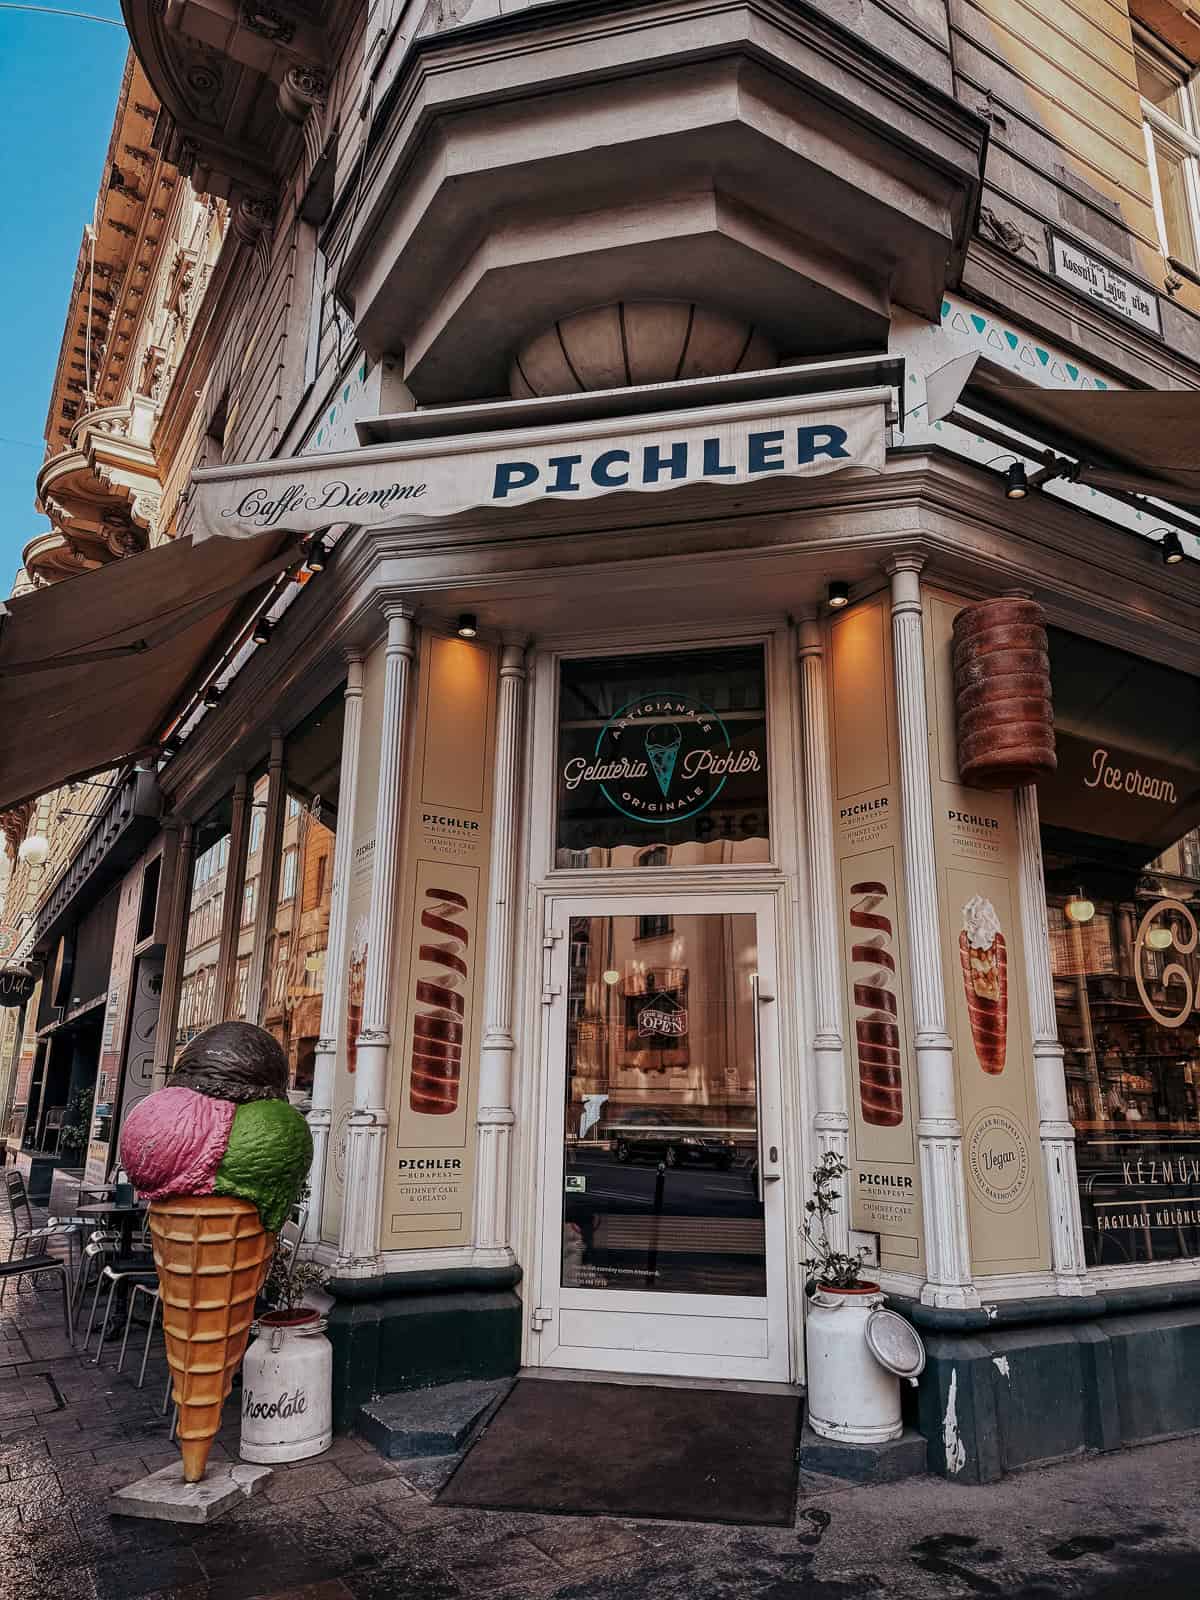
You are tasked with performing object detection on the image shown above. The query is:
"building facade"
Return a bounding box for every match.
[6,0,1200,1481]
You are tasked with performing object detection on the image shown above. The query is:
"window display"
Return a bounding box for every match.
[556,645,770,868]
[1039,628,1200,1266]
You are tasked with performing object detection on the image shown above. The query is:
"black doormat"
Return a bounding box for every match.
[437,1378,801,1526]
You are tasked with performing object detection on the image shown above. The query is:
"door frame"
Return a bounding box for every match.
[511,620,816,1386]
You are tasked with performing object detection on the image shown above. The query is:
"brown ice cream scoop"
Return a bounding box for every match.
[172,1021,289,1103]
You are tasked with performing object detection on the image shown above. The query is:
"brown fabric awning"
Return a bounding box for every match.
[0,533,300,811]
[926,352,1200,505]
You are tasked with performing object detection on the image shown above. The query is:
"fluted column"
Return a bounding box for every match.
[886,556,977,1308]
[473,643,528,1266]
[153,820,193,1086]
[796,617,850,1253]
[339,605,415,1272]
[1014,784,1089,1291]
[306,651,365,1245]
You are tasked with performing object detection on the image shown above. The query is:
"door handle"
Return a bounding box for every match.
[750,975,781,1201]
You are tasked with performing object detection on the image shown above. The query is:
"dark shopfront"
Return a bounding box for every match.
[17,771,163,1199]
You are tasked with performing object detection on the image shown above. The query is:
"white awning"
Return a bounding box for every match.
[188,358,901,540]
[927,351,1200,505]
[0,533,300,811]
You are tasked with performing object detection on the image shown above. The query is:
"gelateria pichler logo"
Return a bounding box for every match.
[562,692,761,823]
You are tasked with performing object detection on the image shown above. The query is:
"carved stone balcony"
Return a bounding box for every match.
[121,0,343,209]
[30,397,159,584]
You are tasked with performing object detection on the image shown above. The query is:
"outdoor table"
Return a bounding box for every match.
[76,1201,148,1259]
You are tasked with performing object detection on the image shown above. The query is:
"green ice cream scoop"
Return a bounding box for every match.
[212,1098,313,1233]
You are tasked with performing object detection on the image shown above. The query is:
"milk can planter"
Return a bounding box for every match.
[802,1153,924,1444]
[240,1308,333,1464]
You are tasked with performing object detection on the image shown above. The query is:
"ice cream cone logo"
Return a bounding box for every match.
[574,689,763,826]
[960,895,1008,1075]
[644,722,683,796]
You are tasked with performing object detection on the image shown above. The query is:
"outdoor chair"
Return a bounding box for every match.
[0,1170,80,1303]
[0,1250,72,1340]
[84,1254,159,1362]
[72,1230,121,1316]
[41,1107,65,1156]
[117,1280,161,1389]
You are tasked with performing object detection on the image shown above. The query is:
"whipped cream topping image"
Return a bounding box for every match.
[962,894,1002,950]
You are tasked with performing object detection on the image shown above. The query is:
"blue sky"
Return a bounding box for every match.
[0,7,129,590]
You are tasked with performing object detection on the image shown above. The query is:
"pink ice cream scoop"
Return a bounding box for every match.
[120,1085,236,1201]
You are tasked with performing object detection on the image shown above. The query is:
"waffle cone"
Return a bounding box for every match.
[148,1195,273,1481]
[958,930,1008,1075]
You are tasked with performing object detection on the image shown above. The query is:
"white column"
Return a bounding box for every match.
[473,643,528,1266]
[339,605,415,1272]
[796,618,850,1254]
[886,555,977,1308]
[306,651,365,1246]
[1014,784,1089,1291]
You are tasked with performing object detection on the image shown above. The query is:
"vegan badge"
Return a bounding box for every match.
[562,692,761,824]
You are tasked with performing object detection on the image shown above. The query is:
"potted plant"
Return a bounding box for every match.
[801,1150,874,1295]
[802,1151,903,1444]
[258,1248,328,1329]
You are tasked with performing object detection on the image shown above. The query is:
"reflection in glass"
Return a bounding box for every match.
[1047,826,1200,1266]
[561,913,765,1296]
[174,802,232,1064]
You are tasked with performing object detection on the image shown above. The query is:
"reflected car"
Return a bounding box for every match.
[605,1108,738,1169]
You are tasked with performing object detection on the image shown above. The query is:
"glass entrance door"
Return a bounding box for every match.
[534,894,790,1380]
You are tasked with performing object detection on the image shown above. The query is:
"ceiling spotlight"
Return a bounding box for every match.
[1064,889,1095,925]
[1159,530,1185,565]
[160,737,180,759]
[252,617,273,644]
[456,613,478,639]
[203,684,223,708]
[827,581,850,610]
[304,541,325,574]
[1004,462,1028,499]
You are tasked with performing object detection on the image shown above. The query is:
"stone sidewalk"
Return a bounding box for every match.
[2,1237,1200,1599]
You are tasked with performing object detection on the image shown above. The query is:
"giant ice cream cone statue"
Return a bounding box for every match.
[959,895,1008,1074]
[119,1023,312,1482]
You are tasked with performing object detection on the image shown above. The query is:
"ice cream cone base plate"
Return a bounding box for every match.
[109,1459,272,1524]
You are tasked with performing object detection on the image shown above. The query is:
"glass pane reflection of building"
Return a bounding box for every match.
[561,912,766,1297]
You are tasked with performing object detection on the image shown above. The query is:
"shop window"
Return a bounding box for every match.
[555,644,770,869]
[136,856,160,944]
[173,797,232,1063]
[1136,30,1200,274]
[1039,626,1200,1267]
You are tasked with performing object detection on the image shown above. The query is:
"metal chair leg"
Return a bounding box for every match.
[92,1275,119,1364]
[60,1265,74,1343]
[83,1270,107,1352]
[137,1294,160,1390]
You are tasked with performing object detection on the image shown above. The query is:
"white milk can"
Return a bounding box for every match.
[240,1311,333,1463]
[806,1286,909,1444]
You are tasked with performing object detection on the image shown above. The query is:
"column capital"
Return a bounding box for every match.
[380,597,416,623]
[343,645,366,667]
[499,642,528,678]
[882,552,926,577]
[795,614,824,657]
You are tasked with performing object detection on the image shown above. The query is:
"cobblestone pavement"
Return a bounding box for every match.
[2,1215,1200,1599]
